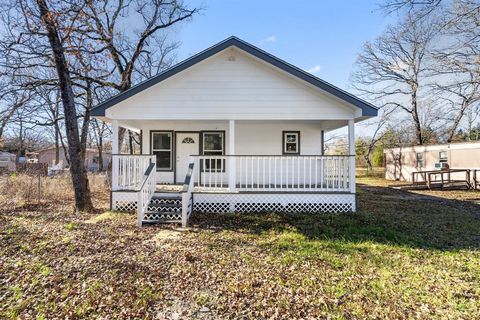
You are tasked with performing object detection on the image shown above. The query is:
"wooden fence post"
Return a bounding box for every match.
[37,174,41,203]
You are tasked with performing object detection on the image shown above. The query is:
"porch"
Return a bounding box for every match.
[110,119,356,227]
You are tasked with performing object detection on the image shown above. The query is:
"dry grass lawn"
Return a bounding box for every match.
[1,173,479,319]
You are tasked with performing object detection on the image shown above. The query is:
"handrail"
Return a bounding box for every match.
[181,160,195,227]
[137,160,156,226]
[182,162,195,192]
[138,162,156,191]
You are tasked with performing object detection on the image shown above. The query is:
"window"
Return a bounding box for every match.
[151,132,173,170]
[416,152,424,168]
[283,131,300,154]
[182,137,195,144]
[439,151,448,163]
[202,132,224,171]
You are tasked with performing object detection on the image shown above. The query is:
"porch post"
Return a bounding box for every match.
[112,120,119,191]
[228,120,236,192]
[320,130,325,155]
[348,119,355,194]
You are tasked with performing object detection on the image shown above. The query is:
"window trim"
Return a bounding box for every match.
[201,131,225,155]
[200,131,225,173]
[150,130,174,171]
[439,150,448,163]
[415,152,424,168]
[282,131,301,155]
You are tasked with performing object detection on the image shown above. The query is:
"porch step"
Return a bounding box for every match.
[152,193,182,200]
[143,192,182,223]
[148,202,181,208]
[143,211,181,223]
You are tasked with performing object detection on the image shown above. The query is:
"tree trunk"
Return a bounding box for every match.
[364,154,373,172]
[128,130,134,154]
[80,83,93,168]
[18,118,24,160]
[92,119,105,171]
[36,0,93,211]
[54,125,60,165]
[52,95,61,165]
[59,129,70,166]
[411,90,423,145]
[118,127,126,152]
[98,139,104,172]
[447,100,469,143]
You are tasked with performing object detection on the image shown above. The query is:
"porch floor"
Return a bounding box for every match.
[155,184,354,194]
[156,184,184,193]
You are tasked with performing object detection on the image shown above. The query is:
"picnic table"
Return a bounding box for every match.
[473,169,480,190]
[412,169,472,190]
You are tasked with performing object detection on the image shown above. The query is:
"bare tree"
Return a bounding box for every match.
[382,0,480,22]
[0,91,31,140]
[91,118,109,171]
[382,0,442,14]
[73,0,199,150]
[352,12,439,145]
[0,0,198,210]
[359,108,397,170]
[35,0,93,211]
[431,0,480,142]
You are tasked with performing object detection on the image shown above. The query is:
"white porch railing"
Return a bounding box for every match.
[137,161,156,226]
[112,155,156,191]
[111,154,156,226]
[193,155,353,192]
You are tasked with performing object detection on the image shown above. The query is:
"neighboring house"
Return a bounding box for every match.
[38,147,111,171]
[22,152,39,163]
[0,151,16,172]
[91,36,378,226]
[384,141,480,182]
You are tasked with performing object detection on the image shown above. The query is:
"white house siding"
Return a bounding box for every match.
[138,120,325,184]
[106,48,358,121]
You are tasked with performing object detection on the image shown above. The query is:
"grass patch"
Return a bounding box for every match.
[64,222,77,231]
[85,211,126,224]
[1,175,479,318]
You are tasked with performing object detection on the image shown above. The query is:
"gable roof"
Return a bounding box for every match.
[91,36,378,117]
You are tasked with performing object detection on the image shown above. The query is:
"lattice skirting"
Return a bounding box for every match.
[111,191,137,211]
[193,193,356,214]
[112,191,356,214]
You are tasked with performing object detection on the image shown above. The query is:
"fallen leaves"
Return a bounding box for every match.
[1,176,480,318]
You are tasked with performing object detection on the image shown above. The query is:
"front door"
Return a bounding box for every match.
[175,132,199,183]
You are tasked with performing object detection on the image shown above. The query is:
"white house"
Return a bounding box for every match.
[91,36,378,226]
